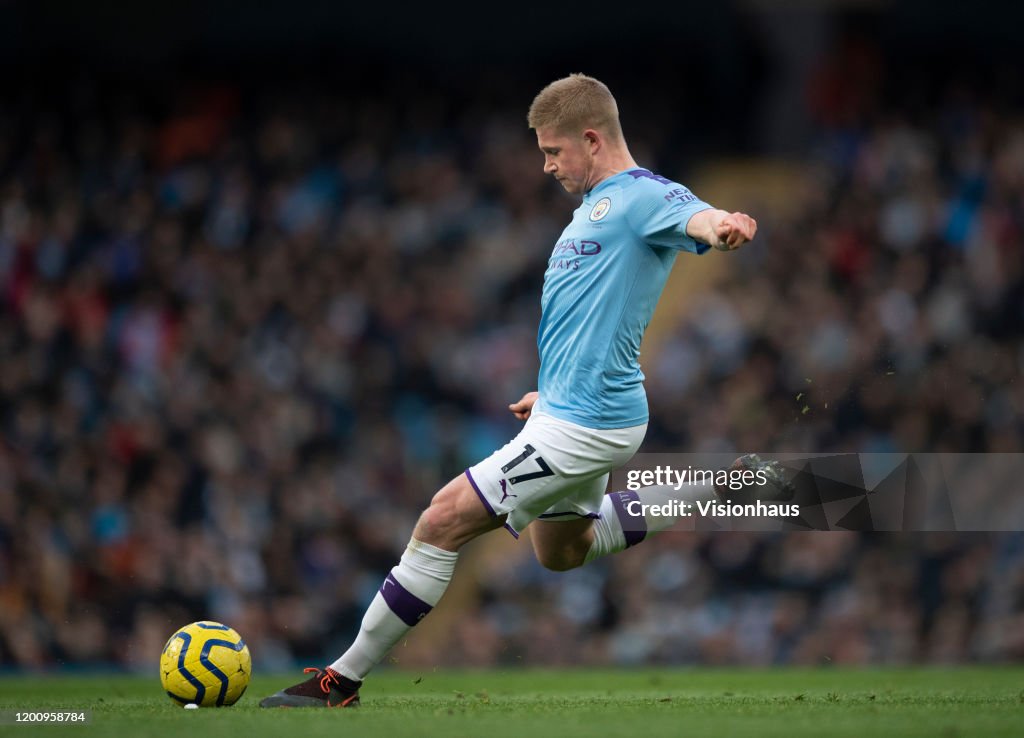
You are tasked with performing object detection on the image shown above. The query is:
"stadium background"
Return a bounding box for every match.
[1,0,1022,672]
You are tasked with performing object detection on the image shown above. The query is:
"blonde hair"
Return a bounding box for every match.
[527,73,623,141]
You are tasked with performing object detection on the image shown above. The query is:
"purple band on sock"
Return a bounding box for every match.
[379,572,433,627]
[610,490,646,548]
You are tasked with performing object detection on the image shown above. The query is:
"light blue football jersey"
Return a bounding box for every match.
[534,168,712,429]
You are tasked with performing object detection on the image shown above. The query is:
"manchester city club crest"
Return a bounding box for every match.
[589,197,611,221]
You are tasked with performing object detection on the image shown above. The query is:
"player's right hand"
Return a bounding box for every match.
[509,391,539,421]
[713,211,757,250]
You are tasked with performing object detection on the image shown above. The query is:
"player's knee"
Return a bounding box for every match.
[534,546,585,572]
[417,490,458,540]
[414,478,498,549]
[531,519,594,572]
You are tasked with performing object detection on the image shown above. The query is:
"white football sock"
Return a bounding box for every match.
[330,538,457,681]
[584,483,713,564]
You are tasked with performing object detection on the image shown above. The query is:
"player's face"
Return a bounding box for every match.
[535,127,595,195]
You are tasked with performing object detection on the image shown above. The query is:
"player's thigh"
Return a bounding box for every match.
[414,473,505,550]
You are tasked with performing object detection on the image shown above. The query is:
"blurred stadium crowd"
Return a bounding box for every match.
[1,64,1022,670]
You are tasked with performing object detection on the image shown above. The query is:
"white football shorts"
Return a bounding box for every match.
[465,411,647,538]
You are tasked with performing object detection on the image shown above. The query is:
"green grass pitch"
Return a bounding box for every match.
[1,668,1021,737]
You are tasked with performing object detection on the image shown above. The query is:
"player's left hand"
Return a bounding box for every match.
[713,212,757,250]
[509,391,539,421]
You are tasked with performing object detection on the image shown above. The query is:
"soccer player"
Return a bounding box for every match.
[260,73,784,708]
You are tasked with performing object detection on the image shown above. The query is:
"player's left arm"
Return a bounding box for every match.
[685,208,757,251]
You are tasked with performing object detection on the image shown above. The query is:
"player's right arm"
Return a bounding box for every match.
[685,208,757,251]
[627,175,756,252]
[509,391,539,420]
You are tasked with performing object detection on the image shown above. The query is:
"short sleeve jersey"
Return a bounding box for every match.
[533,168,712,429]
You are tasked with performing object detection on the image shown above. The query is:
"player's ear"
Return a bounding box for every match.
[583,129,600,154]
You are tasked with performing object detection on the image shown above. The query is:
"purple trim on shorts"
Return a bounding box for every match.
[610,490,646,548]
[379,572,432,627]
[536,511,602,520]
[464,468,496,517]
[465,469,518,539]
